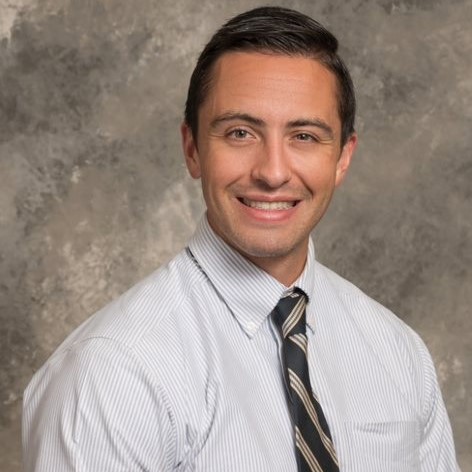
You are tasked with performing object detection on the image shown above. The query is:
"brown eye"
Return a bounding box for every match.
[229,129,250,139]
[295,133,316,142]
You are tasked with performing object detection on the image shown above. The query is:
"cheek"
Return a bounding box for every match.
[297,159,338,191]
[199,162,233,198]
[202,153,248,185]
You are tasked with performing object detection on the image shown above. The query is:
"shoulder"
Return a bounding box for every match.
[315,260,418,341]
[315,260,430,357]
[23,249,202,465]
[314,261,436,416]
[56,248,202,352]
[32,247,207,396]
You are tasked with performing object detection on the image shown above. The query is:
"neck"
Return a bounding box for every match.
[243,248,308,287]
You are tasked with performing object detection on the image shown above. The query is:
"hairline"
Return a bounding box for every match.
[191,48,348,146]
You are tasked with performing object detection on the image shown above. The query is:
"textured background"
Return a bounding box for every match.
[1,0,471,470]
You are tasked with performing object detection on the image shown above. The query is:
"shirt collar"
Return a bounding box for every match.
[295,239,317,333]
[187,216,317,338]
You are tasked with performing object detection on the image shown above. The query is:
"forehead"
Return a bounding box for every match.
[202,52,340,128]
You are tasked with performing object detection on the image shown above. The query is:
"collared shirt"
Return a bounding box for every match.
[23,217,459,471]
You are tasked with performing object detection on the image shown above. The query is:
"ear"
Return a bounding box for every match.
[335,132,357,187]
[181,122,201,179]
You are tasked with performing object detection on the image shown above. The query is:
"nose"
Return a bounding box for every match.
[251,137,291,189]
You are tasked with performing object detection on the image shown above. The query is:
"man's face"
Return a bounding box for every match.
[182,52,357,284]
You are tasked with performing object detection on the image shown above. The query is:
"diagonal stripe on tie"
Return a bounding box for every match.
[272,289,340,472]
[282,296,306,338]
[289,333,308,355]
[295,427,323,472]
[289,369,338,462]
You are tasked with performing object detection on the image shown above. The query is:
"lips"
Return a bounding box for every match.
[240,198,297,210]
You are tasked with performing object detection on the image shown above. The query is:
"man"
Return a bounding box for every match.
[23,6,459,471]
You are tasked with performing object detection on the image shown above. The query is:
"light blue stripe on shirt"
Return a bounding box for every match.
[23,216,459,471]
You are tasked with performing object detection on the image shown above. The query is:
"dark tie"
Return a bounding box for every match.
[271,289,339,472]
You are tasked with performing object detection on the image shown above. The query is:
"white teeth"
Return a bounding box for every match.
[242,199,295,210]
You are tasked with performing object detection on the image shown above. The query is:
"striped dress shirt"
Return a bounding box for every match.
[23,216,459,471]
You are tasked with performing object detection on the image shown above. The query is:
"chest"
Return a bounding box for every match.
[172,320,421,471]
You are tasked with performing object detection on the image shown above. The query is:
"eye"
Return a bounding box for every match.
[227,128,252,140]
[295,132,317,142]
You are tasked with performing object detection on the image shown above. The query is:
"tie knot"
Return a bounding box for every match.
[272,289,307,338]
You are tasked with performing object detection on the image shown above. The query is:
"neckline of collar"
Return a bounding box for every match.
[187,216,317,337]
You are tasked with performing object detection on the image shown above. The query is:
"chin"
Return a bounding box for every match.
[215,222,307,262]
[234,238,299,261]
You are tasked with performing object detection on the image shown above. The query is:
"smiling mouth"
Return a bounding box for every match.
[239,198,297,210]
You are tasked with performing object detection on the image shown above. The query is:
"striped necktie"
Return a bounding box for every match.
[271,289,339,472]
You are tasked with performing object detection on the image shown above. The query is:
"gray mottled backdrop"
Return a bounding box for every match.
[1,0,471,470]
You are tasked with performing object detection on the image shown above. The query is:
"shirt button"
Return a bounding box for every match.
[247,321,257,333]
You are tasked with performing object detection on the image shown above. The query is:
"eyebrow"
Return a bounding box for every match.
[210,112,264,128]
[287,119,334,140]
[210,112,334,139]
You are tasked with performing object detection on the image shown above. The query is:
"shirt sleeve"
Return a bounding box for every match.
[415,334,461,471]
[22,337,177,472]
